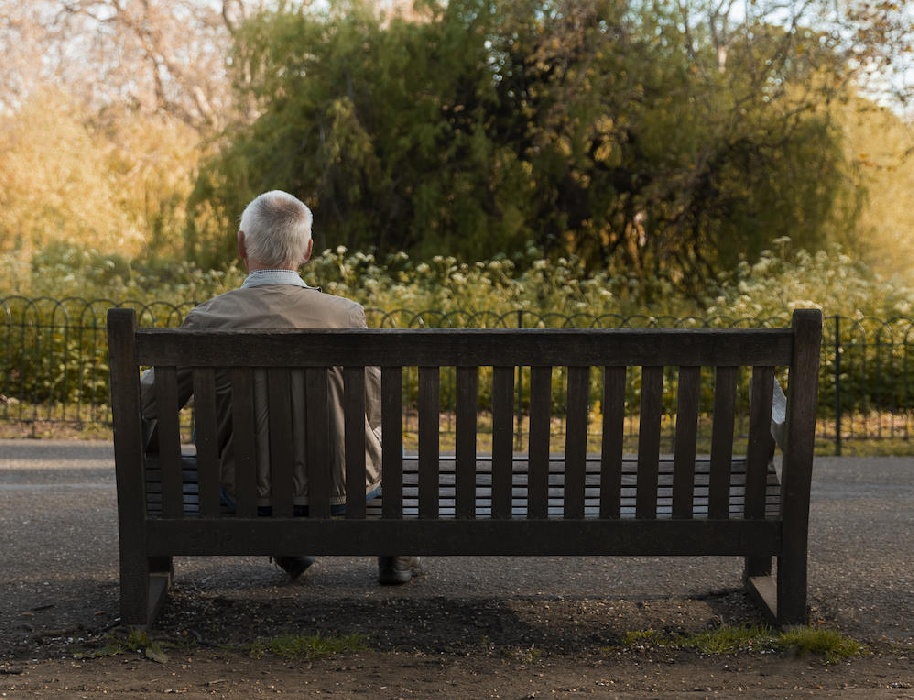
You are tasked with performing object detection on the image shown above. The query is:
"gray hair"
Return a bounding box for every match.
[239,190,313,268]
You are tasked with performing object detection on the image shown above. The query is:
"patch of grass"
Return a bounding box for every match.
[674,625,779,655]
[504,646,542,665]
[779,627,863,663]
[830,437,914,457]
[622,625,863,664]
[78,629,171,662]
[623,629,663,647]
[249,633,368,660]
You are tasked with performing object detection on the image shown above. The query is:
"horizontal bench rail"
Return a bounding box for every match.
[145,519,783,558]
[134,327,795,368]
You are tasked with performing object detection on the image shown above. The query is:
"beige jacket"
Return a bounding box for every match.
[140,284,382,507]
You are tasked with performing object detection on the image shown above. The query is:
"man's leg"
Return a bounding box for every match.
[378,556,424,584]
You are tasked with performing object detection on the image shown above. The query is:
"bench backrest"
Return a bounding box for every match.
[107,308,821,527]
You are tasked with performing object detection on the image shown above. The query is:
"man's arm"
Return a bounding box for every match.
[351,305,382,439]
[139,366,195,452]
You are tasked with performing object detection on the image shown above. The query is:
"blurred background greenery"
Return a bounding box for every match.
[1,0,913,313]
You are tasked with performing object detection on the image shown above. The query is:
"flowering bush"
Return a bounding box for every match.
[2,240,913,420]
[2,238,912,321]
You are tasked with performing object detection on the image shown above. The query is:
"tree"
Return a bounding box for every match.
[192,0,887,293]
[0,0,269,132]
[193,0,536,265]
[0,89,142,288]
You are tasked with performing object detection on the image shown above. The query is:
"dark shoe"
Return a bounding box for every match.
[378,556,423,585]
[272,556,315,583]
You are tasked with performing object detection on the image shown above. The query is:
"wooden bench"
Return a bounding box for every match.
[107,307,822,629]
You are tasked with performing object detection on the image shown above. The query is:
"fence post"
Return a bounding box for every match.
[834,315,842,456]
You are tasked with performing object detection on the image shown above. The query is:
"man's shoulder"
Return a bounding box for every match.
[184,286,365,329]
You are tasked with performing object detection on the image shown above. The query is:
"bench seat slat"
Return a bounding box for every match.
[143,456,781,522]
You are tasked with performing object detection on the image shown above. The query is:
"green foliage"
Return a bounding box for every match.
[249,633,367,659]
[2,240,914,428]
[1,0,912,302]
[0,89,203,285]
[779,627,863,664]
[79,629,170,662]
[191,0,884,295]
[0,89,142,280]
[625,624,863,664]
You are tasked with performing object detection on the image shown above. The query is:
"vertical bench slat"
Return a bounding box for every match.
[708,366,738,519]
[154,366,184,519]
[456,366,479,519]
[636,366,663,519]
[267,369,295,518]
[418,366,440,519]
[528,366,553,519]
[305,368,332,518]
[491,366,515,519]
[193,369,221,517]
[380,367,403,519]
[343,367,367,519]
[564,366,590,519]
[745,366,776,578]
[673,366,700,519]
[745,367,775,520]
[231,369,258,517]
[600,366,626,519]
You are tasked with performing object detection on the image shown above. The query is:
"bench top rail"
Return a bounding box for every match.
[133,326,795,368]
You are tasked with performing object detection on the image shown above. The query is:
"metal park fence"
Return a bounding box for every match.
[2,295,913,455]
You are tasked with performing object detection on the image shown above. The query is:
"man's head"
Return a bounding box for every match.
[238,190,314,271]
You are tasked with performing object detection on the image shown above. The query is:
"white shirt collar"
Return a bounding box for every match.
[240,269,320,290]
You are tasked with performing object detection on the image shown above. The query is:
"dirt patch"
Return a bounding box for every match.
[4,648,913,698]
[3,586,913,698]
[3,447,913,697]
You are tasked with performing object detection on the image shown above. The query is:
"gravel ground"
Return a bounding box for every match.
[1,440,912,697]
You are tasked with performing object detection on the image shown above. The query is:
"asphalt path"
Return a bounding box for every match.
[1,439,912,654]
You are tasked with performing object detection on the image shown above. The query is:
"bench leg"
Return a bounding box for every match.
[119,553,174,629]
[743,555,771,578]
[775,551,809,626]
[744,553,809,627]
[744,574,777,624]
